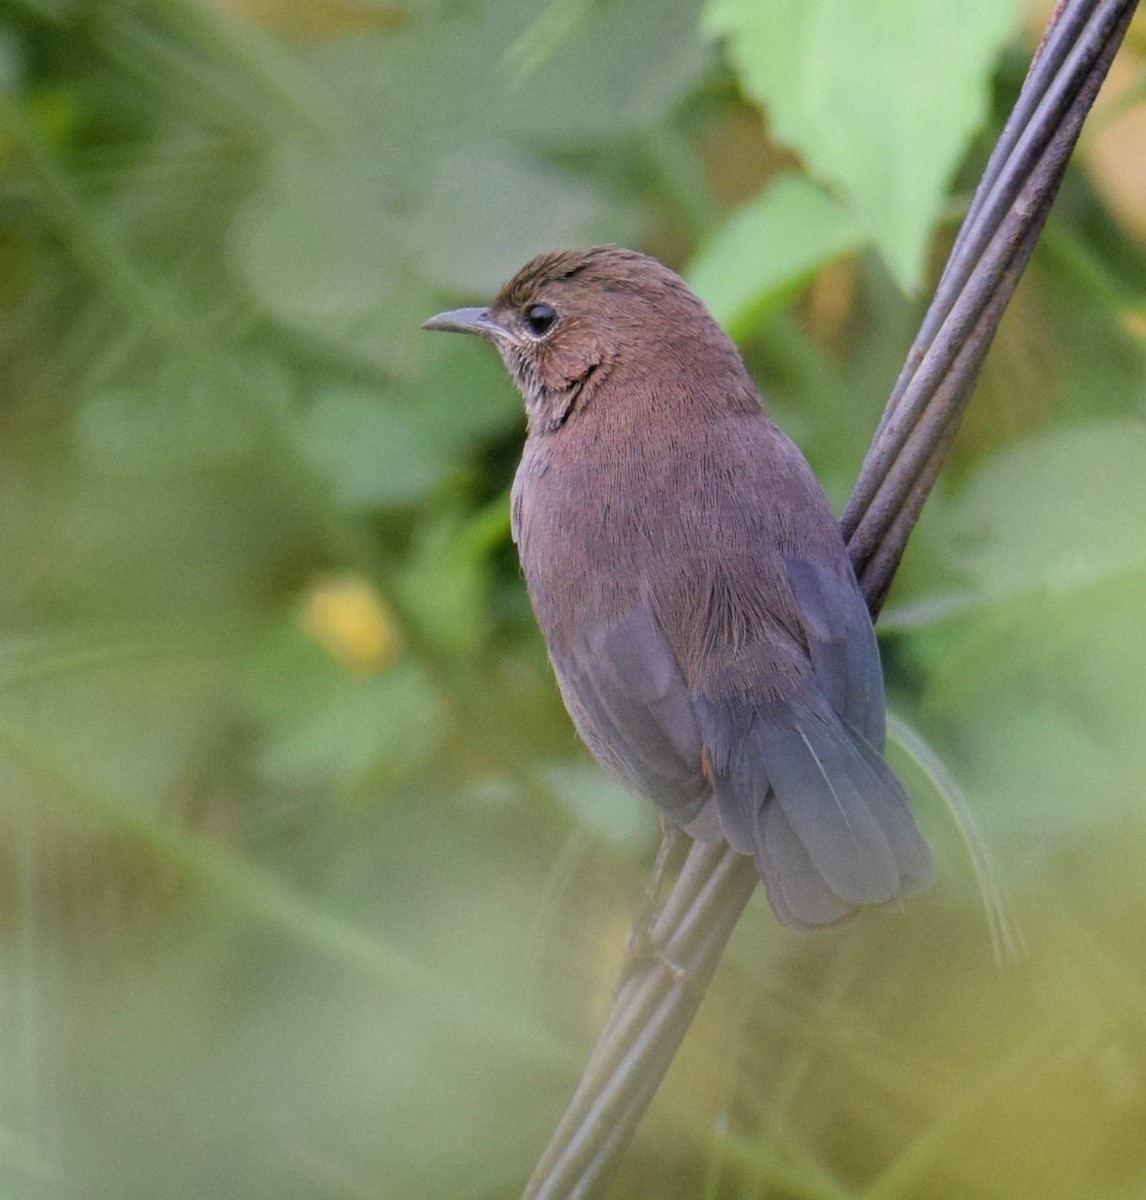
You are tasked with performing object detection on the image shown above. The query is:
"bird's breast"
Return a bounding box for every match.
[512,413,811,669]
[512,429,649,644]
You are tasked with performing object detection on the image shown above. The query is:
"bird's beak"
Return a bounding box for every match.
[421,306,512,342]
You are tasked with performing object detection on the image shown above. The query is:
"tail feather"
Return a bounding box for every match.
[756,709,900,904]
[848,724,935,896]
[758,801,854,928]
[699,696,932,927]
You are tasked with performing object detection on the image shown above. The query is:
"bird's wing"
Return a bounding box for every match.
[689,552,931,928]
[550,603,709,822]
[783,554,886,748]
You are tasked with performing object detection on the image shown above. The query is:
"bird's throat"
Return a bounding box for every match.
[535,360,601,434]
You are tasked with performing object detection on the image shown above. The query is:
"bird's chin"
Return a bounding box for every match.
[502,354,540,409]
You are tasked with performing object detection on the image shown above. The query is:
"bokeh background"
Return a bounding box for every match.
[3,1,1146,1197]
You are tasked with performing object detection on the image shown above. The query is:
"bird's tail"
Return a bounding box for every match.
[700,697,933,928]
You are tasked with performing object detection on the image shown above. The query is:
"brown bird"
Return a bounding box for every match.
[423,247,932,927]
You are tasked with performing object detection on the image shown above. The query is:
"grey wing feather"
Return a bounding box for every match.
[785,555,885,748]
[551,604,708,821]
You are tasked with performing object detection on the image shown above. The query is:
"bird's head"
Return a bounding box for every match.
[423,246,747,434]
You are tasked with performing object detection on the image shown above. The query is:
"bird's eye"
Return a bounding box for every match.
[523,302,557,337]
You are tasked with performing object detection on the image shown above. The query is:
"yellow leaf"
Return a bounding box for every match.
[298,574,400,674]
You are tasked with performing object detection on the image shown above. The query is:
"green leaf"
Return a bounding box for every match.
[231,150,428,374]
[942,419,1146,600]
[396,499,511,658]
[497,0,710,140]
[258,662,443,791]
[76,364,254,476]
[884,419,1146,632]
[243,619,443,791]
[417,139,609,296]
[0,637,217,814]
[539,763,655,852]
[911,421,1146,716]
[898,422,1146,834]
[686,174,868,337]
[232,0,708,366]
[400,332,520,450]
[702,0,1021,291]
[292,383,447,510]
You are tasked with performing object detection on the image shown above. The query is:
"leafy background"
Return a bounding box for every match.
[2,0,1146,1197]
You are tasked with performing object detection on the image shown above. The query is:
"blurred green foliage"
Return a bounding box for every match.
[1,1,1146,1198]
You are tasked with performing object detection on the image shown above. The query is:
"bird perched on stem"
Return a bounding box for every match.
[424,247,932,928]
